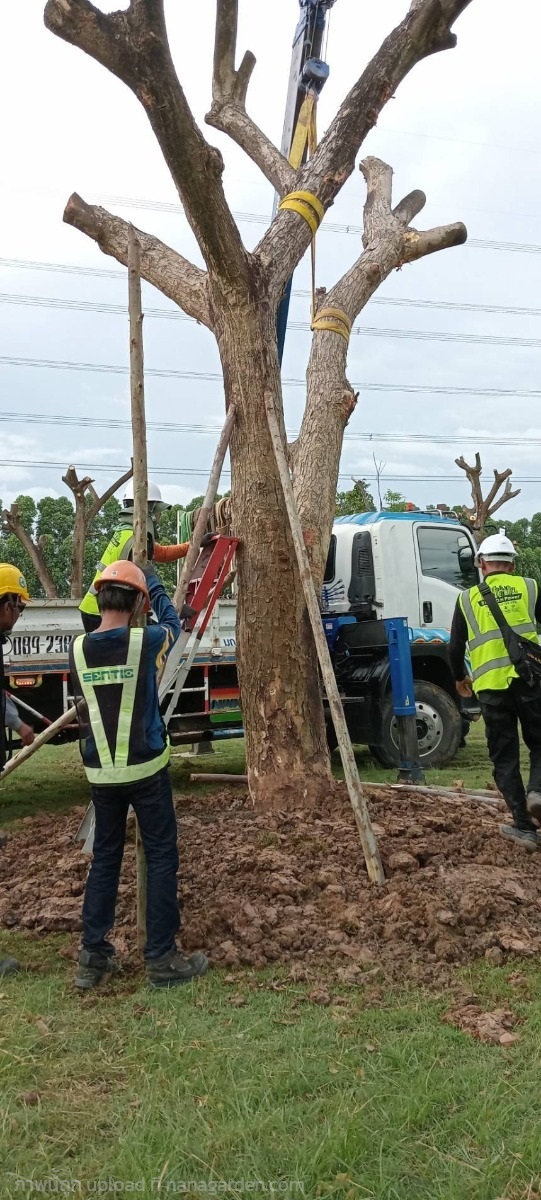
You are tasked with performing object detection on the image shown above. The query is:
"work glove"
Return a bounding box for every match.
[180,603,197,621]
[200,532,215,547]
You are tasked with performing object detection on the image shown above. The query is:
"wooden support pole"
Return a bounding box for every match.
[172,405,236,613]
[0,706,76,781]
[264,396,385,885]
[188,773,501,810]
[128,225,148,955]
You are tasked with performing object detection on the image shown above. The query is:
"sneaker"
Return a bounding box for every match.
[0,958,20,977]
[526,791,541,822]
[500,824,539,851]
[146,949,209,989]
[74,949,118,990]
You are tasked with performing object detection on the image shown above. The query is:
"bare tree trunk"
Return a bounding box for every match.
[2,504,58,598]
[63,463,133,597]
[455,454,521,543]
[216,294,333,809]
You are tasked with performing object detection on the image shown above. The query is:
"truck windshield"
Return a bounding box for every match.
[417,526,477,589]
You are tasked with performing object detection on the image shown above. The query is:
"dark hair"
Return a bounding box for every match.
[97,584,139,614]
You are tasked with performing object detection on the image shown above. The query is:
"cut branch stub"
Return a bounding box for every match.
[206,0,295,194]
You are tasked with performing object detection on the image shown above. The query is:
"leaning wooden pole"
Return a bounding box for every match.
[128,226,149,953]
[264,396,385,885]
[172,404,236,613]
[0,706,76,780]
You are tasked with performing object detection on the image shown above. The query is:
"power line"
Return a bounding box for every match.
[3,355,541,398]
[3,258,540,319]
[1,456,540,486]
[3,291,541,348]
[0,407,540,450]
[96,193,541,255]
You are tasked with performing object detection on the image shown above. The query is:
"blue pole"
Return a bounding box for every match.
[384,617,425,783]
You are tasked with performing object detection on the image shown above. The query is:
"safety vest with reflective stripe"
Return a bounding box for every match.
[79,516,156,616]
[459,574,539,694]
[71,629,169,785]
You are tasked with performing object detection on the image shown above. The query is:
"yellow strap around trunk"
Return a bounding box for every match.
[311,306,352,342]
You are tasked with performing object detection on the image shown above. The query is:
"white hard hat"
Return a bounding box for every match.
[475,528,516,566]
[122,481,170,510]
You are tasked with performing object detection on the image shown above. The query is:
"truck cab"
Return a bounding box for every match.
[322,511,479,768]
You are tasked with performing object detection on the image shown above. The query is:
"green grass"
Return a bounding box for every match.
[1,726,540,1197]
[1,937,541,1199]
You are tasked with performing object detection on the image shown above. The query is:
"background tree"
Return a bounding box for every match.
[335,479,376,517]
[1,496,59,598]
[44,0,473,809]
[455,453,521,544]
[62,463,133,597]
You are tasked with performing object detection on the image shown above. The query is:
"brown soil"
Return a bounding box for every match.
[1,783,540,985]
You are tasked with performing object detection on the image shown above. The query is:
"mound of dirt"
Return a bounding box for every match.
[1,783,540,984]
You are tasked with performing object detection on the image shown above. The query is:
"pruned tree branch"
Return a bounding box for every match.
[62,461,133,597]
[2,504,58,598]
[206,0,296,194]
[64,195,211,327]
[44,0,248,282]
[292,156,466,583]
[258,0,473,296]
[455,454,520,539]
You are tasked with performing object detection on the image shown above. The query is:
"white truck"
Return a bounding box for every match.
[4,511,480,769]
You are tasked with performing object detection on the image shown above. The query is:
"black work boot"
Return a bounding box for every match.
[526,791,541,822]
[74,949,118,990]
[500,823,539,851]
[0,958,20,977]
[146,949,209,989]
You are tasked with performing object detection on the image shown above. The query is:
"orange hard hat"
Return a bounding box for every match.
[95,561,151,613]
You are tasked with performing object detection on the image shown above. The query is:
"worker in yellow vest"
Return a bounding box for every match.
[450,530,541,850]
[80,482,210,632]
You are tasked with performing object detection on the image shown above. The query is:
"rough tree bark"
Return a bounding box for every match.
[1,503,59,598]
[62,462,133,597]
[455,453,521,544]
[44,0,475,809]
[291,157,466,587]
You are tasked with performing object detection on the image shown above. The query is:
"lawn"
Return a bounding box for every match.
[1,726,541,1199]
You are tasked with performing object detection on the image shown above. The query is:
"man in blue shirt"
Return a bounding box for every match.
[69,559,208,990]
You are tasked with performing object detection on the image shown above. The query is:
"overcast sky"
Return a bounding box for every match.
[1,0,540,521]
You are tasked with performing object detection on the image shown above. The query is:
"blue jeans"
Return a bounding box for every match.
[83,767,180,960]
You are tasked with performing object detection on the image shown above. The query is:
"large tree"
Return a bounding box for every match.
[44,0,473,808]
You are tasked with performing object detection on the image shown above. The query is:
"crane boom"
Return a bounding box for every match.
[275,0,336,363]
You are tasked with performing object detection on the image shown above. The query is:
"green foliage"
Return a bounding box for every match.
[335,479,376,516]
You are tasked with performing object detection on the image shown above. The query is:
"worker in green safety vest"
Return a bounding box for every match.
[80,481,211,632]
[70,559,209,991]
[450,530,541,851]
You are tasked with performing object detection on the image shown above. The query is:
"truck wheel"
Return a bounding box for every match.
[369,680,463,769]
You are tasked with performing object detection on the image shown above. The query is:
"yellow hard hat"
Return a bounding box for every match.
[0,563,30,602]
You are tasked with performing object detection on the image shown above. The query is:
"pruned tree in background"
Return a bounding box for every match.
[62,463,133,597]
[44,0,474,808]
[455,453,521,544]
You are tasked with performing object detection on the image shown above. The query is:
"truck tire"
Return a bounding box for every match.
[369,680,463,769]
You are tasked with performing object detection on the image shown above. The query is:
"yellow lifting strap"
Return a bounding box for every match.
[310,306,352,343]
[278,90,350,345]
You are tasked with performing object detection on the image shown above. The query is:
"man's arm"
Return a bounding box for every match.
[4,694,34,746]
[146,573,181,666]
[449,600,469,684]
[535,584,541,626]
[4,695,21,732]
[153,542,190,563]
